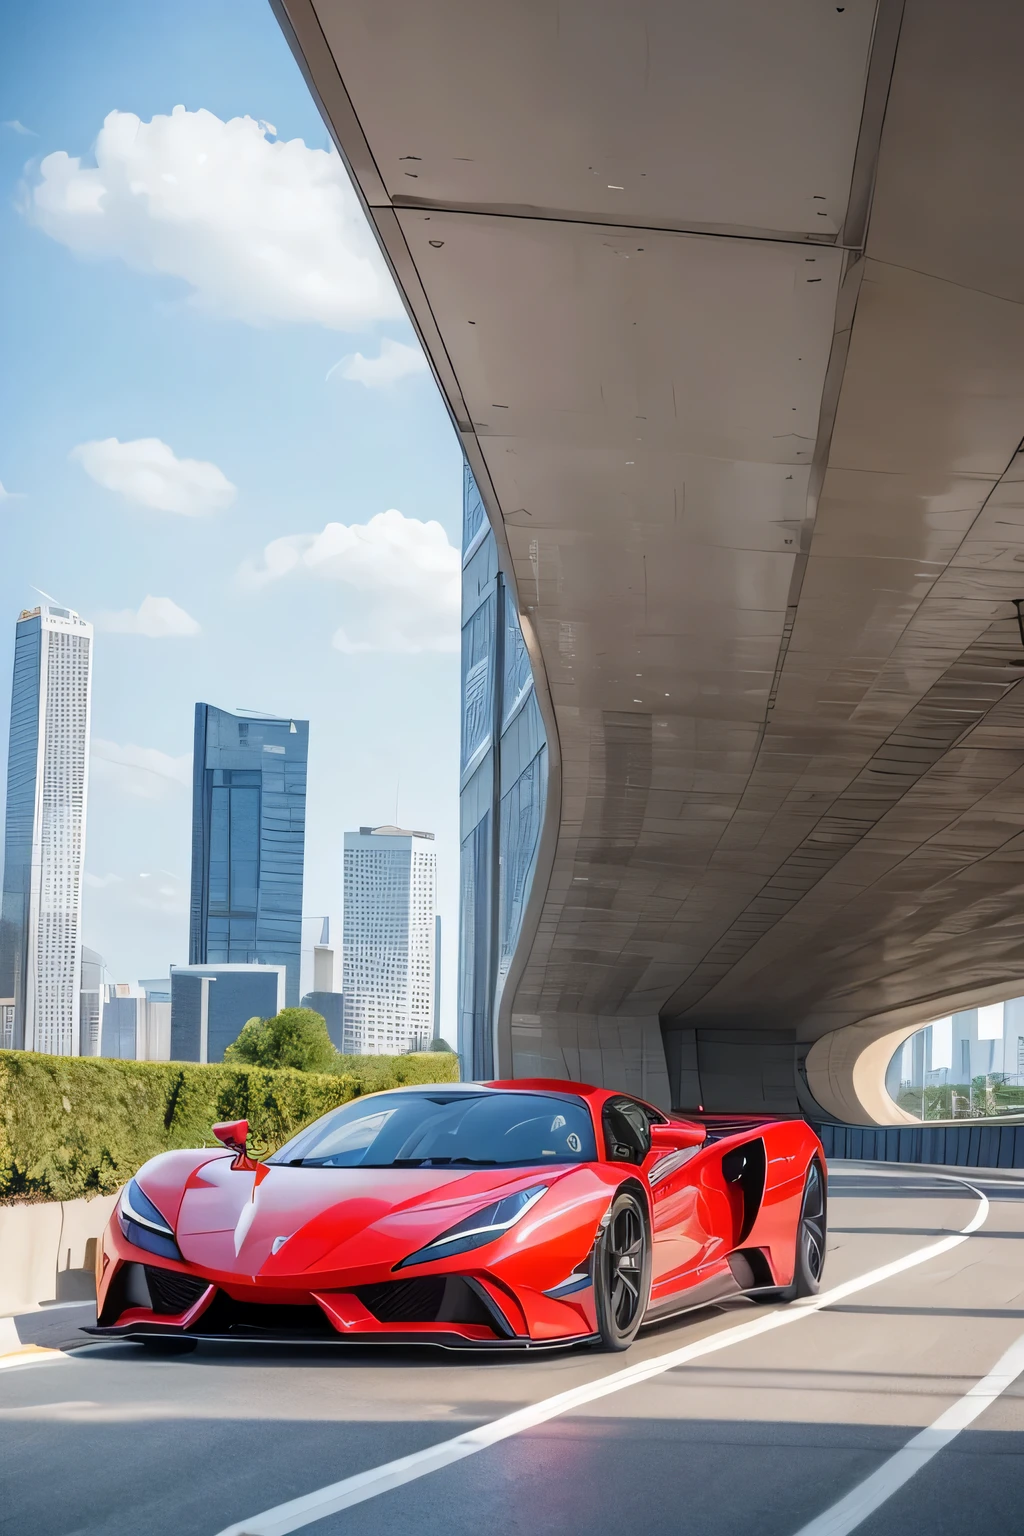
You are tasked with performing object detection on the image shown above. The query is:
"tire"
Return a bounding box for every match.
[593,1189,651,1350]
[753,1159,827,1304]
[135,1337,198,1355]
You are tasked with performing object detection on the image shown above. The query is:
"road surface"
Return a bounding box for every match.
[3,1163,1023,1536]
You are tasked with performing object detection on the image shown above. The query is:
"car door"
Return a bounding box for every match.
[602,1097,711,1298]
[645,1128,714,1298]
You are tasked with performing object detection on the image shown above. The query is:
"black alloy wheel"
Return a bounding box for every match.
[753,1159,827,1304]
[793,1159,827,1295]
[594,1190,651,1350]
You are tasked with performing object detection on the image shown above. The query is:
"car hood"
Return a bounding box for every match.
[163,1159,561,1280]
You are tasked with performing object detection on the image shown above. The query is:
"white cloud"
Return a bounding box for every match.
[0,480,25,500]
[84,872,124,890]
[327,337,428,388]
[24,106,401,328]
[71,437,235,515]
[241,508,460,654]
[95,595,200,637]
[84,868,187,959]
[3,120,36,136]
[91,739,192,801]
[125,870,188,915]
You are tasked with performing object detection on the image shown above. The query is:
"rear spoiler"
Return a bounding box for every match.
[687,1112,810,1142]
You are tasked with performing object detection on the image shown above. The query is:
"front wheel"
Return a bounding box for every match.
[753,1159,827,1304]
[593,1190,651,1350]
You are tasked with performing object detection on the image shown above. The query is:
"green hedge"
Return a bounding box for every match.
[0,1049,459,1202]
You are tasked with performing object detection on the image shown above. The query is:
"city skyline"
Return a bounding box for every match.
[0,601,451,1053]
[0,0,462,1032]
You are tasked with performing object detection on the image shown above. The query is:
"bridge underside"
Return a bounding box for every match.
[278,0,1024,1120]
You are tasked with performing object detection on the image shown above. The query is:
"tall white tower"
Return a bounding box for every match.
[342,825,436,1054]
[0,606,93,1054]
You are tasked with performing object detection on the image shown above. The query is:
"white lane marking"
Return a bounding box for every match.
[830,1163,1024,1186]
[214,1177,989,1536]
[792,1328,1024,1536]
[0,1317,61,1370]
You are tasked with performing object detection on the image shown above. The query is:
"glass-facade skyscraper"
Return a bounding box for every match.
[189,705,307,1006]
[0,605,93,1054]
[458,467,547,1078]
[342,825,437,1054]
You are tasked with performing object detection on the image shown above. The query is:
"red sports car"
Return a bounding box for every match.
[88,1079,826,1353]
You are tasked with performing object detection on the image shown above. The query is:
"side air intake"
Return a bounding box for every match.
[721,1138,767,1246]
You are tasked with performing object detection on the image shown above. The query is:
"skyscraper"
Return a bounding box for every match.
[342,825,436,1054]
[458,466,547,1077]
[433,914,442,1042]
[189,704,308,1005]
[0,605,93,1054]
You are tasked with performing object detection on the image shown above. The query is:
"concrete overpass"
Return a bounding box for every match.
[274,0,1024,1123]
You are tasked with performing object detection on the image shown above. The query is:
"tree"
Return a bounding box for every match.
[427,1037,456,1053]
[224,1008,337,1072]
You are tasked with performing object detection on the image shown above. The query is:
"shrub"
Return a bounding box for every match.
[427,1037,457,1053]
[224,1007,336,1072]
[0,1048,459,1202]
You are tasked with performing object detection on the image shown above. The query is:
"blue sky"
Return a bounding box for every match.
[0,0,463,1032]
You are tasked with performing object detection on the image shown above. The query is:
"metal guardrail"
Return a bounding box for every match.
[816,1121,1024,1168]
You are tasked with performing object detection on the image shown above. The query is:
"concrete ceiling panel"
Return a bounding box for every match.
[866,0,1024,304]
[395,208,842,459]
[313,0,876,234]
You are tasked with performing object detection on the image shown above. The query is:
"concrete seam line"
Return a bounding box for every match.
[213,1177,989,1536]
[790,1328,1024,1536]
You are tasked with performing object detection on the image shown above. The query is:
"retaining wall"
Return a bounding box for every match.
[0,1192,118,1315]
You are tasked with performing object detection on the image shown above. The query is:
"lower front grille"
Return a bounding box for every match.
[194,1292,336,1338]
[354,1276,497,1328]
[144,1266,209,1315]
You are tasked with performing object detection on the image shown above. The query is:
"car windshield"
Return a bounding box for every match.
[266,1091,597,1168]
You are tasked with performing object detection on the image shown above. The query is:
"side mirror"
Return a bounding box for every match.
[650,1121,705,1153]
[212,1119,252,1167]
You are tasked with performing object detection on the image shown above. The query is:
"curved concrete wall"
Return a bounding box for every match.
[806,976,1024,1125]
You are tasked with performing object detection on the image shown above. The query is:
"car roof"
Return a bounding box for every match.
[364,1080,594,1097]
[484,1077,603,1098]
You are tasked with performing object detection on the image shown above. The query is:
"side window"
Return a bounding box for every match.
[603,1098,654,1164]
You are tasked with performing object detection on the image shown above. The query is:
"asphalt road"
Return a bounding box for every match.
[3,1162,1024,1536]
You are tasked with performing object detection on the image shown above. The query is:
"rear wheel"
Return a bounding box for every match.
[753,1159,827,1304]
[593,1190,651,1350]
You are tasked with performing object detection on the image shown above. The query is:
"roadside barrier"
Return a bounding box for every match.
[817,1120,1024,1168]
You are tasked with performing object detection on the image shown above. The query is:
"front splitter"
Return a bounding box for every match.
[81,1324,600,1353]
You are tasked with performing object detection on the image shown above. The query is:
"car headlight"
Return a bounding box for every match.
[118,1178,182,1262]
[396,1185,548,1270]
